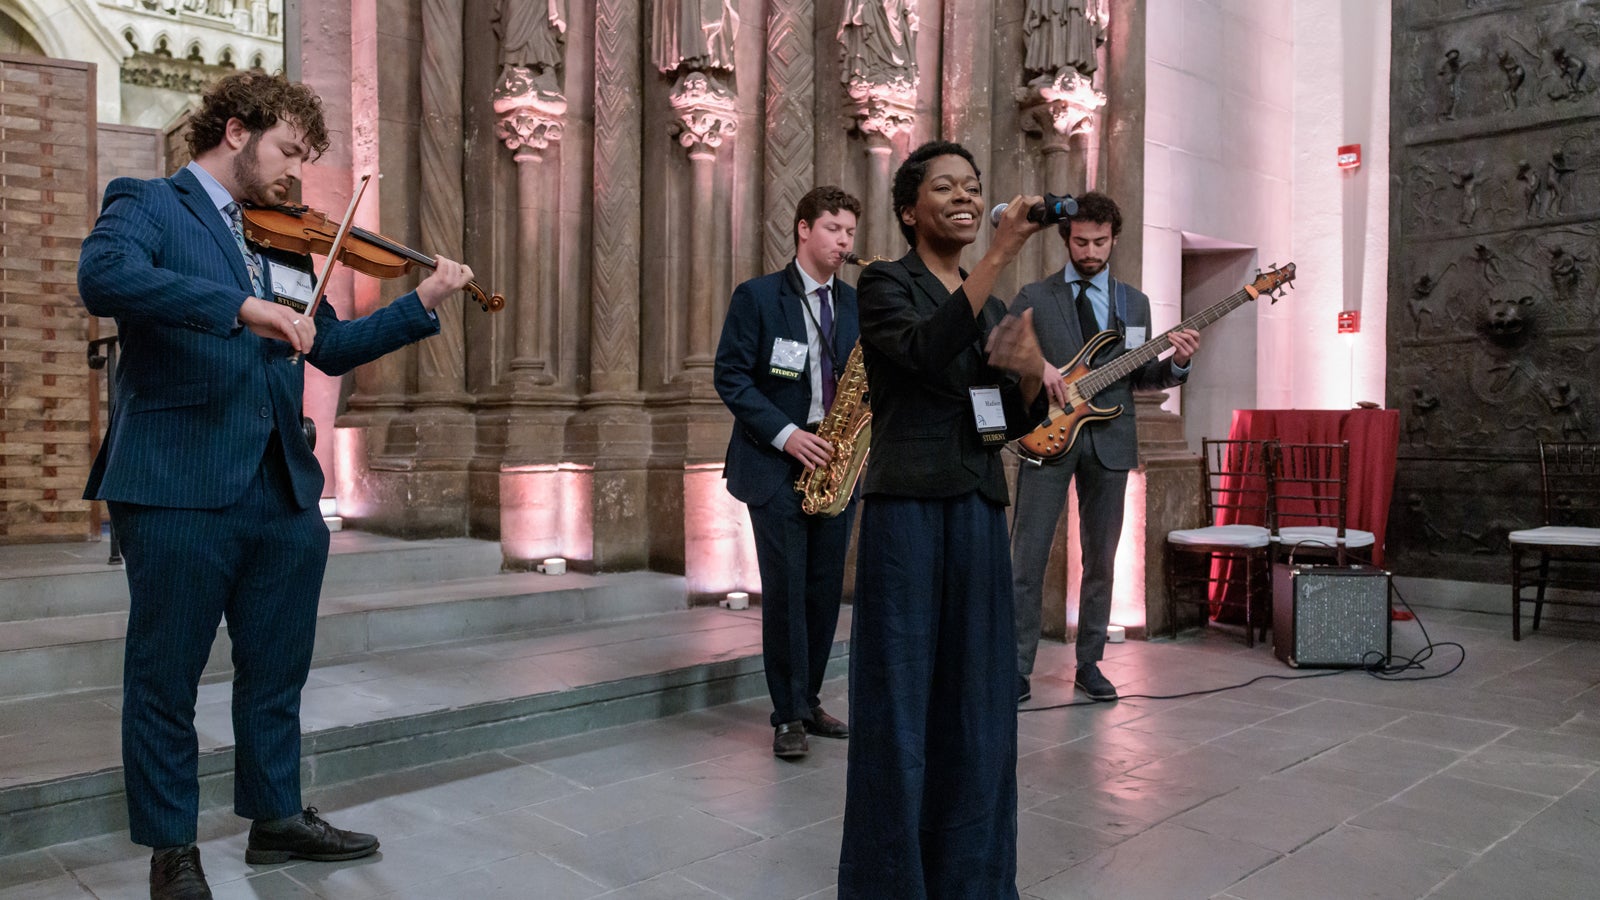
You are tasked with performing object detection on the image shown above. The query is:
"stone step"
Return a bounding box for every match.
[0,606,845,857]
[0,534,505,622]
[0,569,687,702]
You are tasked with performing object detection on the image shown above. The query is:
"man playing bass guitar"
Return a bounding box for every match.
[1011,192,1199,703]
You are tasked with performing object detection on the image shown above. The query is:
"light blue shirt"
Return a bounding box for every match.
[1063,263,1190,375]
[772,261,838,451]
[185,161,238,221]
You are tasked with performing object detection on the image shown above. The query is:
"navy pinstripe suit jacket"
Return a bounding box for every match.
[78,167,440,511]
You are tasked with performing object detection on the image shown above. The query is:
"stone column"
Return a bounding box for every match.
[669,71,738,374]
[417,0,469,404]
[1018,70,1105,273]
[762,0,816,272]
[495,71,566,389]
[570,0,652,571]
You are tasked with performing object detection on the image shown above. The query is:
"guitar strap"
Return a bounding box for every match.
[1112,279,1129,332]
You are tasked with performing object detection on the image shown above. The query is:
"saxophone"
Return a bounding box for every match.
[794,252,887,517]
[796,341,871,517]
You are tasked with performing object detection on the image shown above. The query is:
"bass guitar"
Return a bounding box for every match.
[1015,262,1296,463]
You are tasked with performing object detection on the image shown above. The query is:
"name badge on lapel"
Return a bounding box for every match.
[1124,326,1147,348]
[769,337,807,380]
[969,386,1008,446]
[267,260,315,314]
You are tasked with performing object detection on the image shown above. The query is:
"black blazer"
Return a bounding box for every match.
[1011,270,1186,470]
[857,251,1046,505]
[714,261,859,507]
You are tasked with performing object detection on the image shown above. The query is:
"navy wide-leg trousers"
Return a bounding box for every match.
[838,491,1020,900]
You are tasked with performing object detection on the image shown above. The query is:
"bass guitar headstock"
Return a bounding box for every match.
[1249,262,1296,303]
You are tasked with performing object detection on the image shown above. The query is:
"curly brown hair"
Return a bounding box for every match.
[793,186,863,247]
[185,71,330,160]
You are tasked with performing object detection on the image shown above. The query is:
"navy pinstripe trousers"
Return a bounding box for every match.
[111,434,329,848]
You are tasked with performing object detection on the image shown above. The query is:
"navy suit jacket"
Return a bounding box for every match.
[713,261,859,507]
[1011,271,1186,471]
[78,168,441,511]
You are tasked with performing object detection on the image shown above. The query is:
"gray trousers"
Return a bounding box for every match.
[1011,429,1129,677]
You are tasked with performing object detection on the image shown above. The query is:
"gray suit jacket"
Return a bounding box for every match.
[1011,271,1186,471]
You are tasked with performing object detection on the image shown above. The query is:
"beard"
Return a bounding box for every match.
[1072,256,1108,277]
[232,131,288,207]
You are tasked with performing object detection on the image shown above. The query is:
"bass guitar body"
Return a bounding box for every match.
[1016,330,1124,463]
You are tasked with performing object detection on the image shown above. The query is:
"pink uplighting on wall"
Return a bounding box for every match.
[333,426,372,521]
[1064,470,1149,634]
[683,463,759,599]
[500,464,595,565]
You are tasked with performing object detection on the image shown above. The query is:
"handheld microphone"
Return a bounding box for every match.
[989,193,1079,226]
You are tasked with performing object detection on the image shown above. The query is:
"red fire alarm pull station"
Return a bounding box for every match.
[1338,310,1360,334]
[1337,144,1361,170]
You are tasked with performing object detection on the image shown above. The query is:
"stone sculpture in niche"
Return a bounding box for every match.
[1408,387,1441,445]
[1023,0,1105,84]
[1548,245,1583,299]
[839,0,920,138]
[1437,48,1464,120]
[653,0,740,74]
[1498,49,1526,109]
[1516,159,1545,218]
[839,0,918,88]
[496,0,567,89]
[1407,269,1451,339]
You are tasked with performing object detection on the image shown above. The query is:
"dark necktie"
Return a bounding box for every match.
[223,201,267,298]
[1073,278,1099,343]
[817,284,836,411]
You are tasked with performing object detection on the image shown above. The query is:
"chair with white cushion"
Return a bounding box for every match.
[1166,439,1276,646]
[1509,441,1600,640]
[1271,441,1377,565]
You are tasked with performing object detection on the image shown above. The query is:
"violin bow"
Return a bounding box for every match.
[289,173,371,363]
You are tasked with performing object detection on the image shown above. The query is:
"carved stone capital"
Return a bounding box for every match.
[845,77,917,139]
[494,64,568,153]
[669,71,739,153]
[1016,69,1105,139]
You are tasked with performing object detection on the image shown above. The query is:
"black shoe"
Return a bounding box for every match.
[1074,664,1119,702]
[150,845,212,900]
[804,706,849,739]
[246,807,379,865]
[773,721,809,759]
[1017,675,1032,704]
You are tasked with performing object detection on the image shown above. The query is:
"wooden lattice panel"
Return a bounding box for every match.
[0,55,98,543]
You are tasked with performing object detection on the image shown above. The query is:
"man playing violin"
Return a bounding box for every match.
[77,71,474,900]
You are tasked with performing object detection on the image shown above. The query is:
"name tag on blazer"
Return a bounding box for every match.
[268,260,315,314]
[769,337,807,380]
[970,386,1007,446]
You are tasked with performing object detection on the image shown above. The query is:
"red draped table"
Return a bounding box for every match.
[1211,408,1401,619]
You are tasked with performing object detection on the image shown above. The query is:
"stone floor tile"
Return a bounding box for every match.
[1027,822,1279,900]
[1118,697,1282,743]
[1507,786,1600,857]
[1013,810,1124,889]
[674,820,840,900]
[1427,836,1600,900]
[691,767,847,839]
[1029,772,1224,836]
[539,809,761,890]
[594,873,732,899]
[1442,742,1597,797]
[1350,773,1553,852]
[1169,774,1382,853]
[1226,823,1468,900]
[382,850,607,900]
[1276,733,1463,798]
[1371,711,1512,751]
[208,870,326,899]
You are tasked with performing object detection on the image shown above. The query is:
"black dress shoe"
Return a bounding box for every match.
[246,807,379,865]
[773,721,809,759]
[804,706,849,739]
[1017,675,1031,704]
[151,845,212,900]
[1074,663,1119,702]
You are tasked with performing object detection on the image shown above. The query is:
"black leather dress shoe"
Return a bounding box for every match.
[246,807,379,865]
[150,845,212,900]
[1074,663,1119,702]
[1017,675,1032,704]
[804,706,849,739]
[773,721,809,759]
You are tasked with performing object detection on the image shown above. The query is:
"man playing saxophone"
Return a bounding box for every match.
[714,186,862,759]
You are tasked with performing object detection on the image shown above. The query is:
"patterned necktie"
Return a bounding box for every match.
[1073,279,1099,344]
[223,201,267,297]
[817,284,836,411]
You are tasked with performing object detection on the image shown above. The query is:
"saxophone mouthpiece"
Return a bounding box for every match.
[843,252,864,266]
[843,252,887,266]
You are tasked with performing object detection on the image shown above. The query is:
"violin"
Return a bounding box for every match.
[241,203,506,312]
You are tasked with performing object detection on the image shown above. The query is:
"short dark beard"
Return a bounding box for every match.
[231,130,270,205]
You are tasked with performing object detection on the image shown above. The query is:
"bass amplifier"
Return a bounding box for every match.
[1272,564,1391,668]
